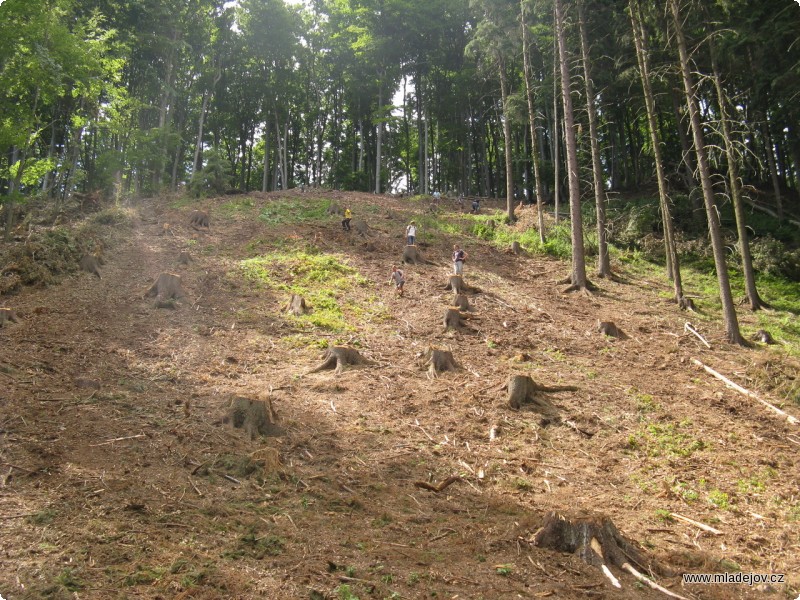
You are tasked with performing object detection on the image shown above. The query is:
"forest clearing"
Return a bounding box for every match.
[1,189,798,599]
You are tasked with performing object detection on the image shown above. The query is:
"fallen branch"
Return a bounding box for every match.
[621,563,688,600]
[89,433,147,447]
[684,323,710,348]
[669,512,722,535]
[691,358,799,425]
[413,475,461,493]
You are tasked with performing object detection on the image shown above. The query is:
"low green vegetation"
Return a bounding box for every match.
[259,197,333,225]
[627,420,706,458]
[241,248,374,334]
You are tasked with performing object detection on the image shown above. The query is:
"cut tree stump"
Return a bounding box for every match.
[308,346,372,374]
[79,254,102,278]
[285,294,309,316]
[228,397,282,439]
[753,329,775,344]
[401,244,425,265]
[678,296,696,311]
[178,251,192,265]
[189,210,210,230]
[452,293,470,311]
[532,510,674,581]
[597,320,627,339]
[353,219,370,236]
[0,308,21,327]
[444,275,464,294]
[507,374,577,411]
[327,203,343,216]
[443,307,473,332]
[424,347,461,378]
[510,241,521,255]
[145,272,186,308]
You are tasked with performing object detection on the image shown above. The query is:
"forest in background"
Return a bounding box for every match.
[1,0,800,342]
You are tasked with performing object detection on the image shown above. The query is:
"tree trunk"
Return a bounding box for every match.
[552,23,561,225]
[630,0,685,305]
[710,48,766,310]
[760,116,784,220]
[375,77,383,195]
[499,59,515,223]
[262,116,270,192]
[670,0,743,345]
[578,1,610,278]
[555,0,589,292]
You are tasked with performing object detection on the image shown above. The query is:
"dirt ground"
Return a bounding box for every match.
[1,190,798,600]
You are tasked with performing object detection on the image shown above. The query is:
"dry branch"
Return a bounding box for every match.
[669,512,723,535]
[413,476,461,493]
[691,358,798,425]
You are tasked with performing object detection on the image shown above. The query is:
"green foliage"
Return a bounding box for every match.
[335,584,361,600]
[241,249,372,333]
[259,198,332,225]
[188,148,232,197]
[708,489,732,510]
[628,421,706,458]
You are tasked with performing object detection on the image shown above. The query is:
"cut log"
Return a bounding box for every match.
[452,293,469,311]
[285,294,309,316]
[308,346,372,374]
[229,397,282,440]
[597,320,627,339]
[145,272,186,307]
[532,510,675,580]
[507,374,577,412]
[444,275,464,294]
[189,210,210,230]
[0,308,21,327]
[402,244,424,265]
[79,255,102,278]
[424,347,461,378]
[443,307,472,332]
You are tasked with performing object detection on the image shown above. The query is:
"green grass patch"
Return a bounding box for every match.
[241,249,373,333]
[219,196,256,216]
[259,198,333,225]
[628,420,706,458]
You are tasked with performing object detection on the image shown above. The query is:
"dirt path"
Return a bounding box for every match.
[1,191,798,599]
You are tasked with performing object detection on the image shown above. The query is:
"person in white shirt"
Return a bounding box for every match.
[406,221,417,245]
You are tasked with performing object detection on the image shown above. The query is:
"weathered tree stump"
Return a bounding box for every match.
[678,296,696,311]
[228,397,282,440]
[444,275,464,294]
[0,308,21,327]
[452,293,470,311]
[79,254,102,278]
[424,347,460,378]
[753,329,775,344]
[327,203,343,216]
[443,307,473,332]
[510,241,522,255]
[178,251,192,265]
[402,244,424,264]
[285,294,309,316]
[507,374,577,411]
[353,219,370,236]
[533,510,671,577]
[597,320,627,339]
[308,346,372,374]
[145,272,186,308]
[189,210,210,230]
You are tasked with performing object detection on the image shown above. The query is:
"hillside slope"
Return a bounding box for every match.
[1,190,798,600]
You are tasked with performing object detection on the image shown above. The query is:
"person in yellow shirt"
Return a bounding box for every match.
[342,207,352,231]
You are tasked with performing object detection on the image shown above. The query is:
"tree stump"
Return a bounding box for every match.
[444,275,464,294]
[353,219,370,236]
[402,244,424,265]
[678,296,696,311]
[285,294,309,316]
[327,203,343,216]
[189,210,209,230]
[308,346,372,374]
[443,307,472,332]
[79,254,102,278]
[511,241,521,255]
[597,320,627,339]
[178,251,192,265]
[532,510,669,577]
[507,374,577,411]
[753,329,775,344]
[228,397,282,440]
[453,293,470,311]
[424,347,460,378]
[0,308,20,327]
[145,272,186,308]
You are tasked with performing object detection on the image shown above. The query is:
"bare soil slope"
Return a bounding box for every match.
[1,190,798,600]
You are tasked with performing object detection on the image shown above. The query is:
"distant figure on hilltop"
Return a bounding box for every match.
[342,207,352,231]
[452,244,467,275]
[406,221,417,245]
